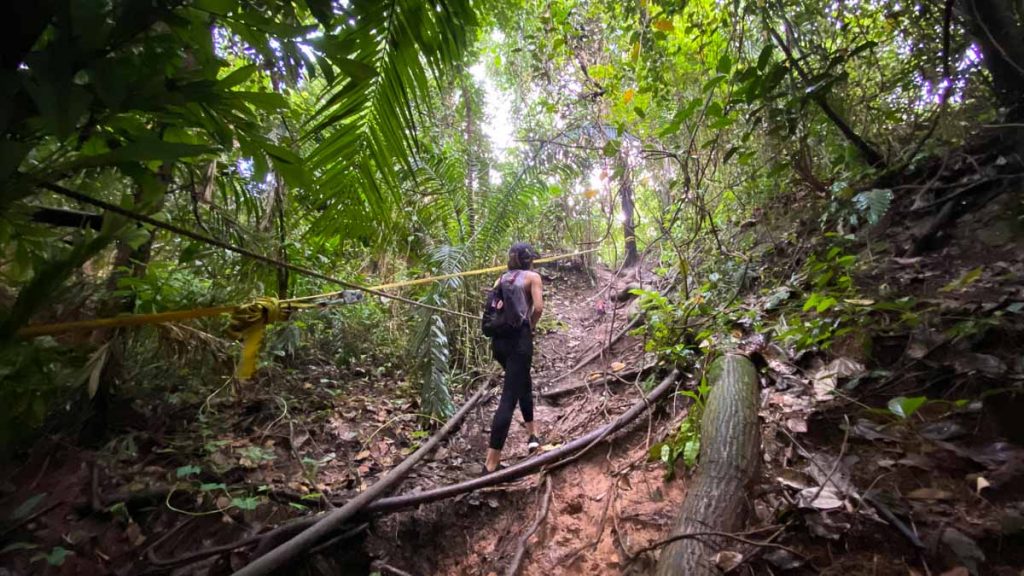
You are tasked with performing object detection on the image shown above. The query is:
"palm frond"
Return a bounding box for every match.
[304,0,477,238]
[407,153,470,243]
[406,243,472,418]
[420,312,454,419]
[408,290,456,419]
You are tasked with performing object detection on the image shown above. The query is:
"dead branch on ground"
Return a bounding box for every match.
[152,370,680,573]
[232,385,489,576]
[630,526,802,560]
[504,475,553,576]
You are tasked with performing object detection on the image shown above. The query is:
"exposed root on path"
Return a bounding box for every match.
[504,476,552,576]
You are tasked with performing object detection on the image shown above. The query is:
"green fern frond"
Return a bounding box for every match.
[409,289,456,419]
[304,0,477,236]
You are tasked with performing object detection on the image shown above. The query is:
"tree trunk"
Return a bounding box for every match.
[463,78,477,237]
[766,20,886,168]
[82,164,170,443]
[958,0,1024,119]
[617,148,640,268]
[271,174,289,298]
[656,354,760,576]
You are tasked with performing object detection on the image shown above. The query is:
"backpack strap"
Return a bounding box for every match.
[496,271,516,286]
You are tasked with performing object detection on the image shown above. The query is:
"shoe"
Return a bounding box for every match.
[527,435,542,453]
[480,462,505,477]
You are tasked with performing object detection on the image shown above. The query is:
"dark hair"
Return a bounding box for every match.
[507,242,537,270]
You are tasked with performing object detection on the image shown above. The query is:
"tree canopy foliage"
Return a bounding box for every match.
[1,0,1022,451]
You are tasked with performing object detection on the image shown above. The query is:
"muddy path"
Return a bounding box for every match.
[366,264,690,576]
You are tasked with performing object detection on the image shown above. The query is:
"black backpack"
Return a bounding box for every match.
[482,272,525,338]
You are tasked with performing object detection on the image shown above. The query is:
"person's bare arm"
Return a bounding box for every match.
[529,272,544,329]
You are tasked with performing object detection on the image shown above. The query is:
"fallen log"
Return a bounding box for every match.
[655,354,760,576]
[232,384,488,576]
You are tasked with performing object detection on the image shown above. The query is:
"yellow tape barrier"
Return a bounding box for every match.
[283,249,597,303]
[226,297,317,380]
[15,249,598,379]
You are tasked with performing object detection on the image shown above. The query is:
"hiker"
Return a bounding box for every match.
[484,242,544,474]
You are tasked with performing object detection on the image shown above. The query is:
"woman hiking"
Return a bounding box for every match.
[484,242,544,474]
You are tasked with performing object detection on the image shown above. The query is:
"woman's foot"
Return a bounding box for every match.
[527,434,542,453]
[480,462,505,477]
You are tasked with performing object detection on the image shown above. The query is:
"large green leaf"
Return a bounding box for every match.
[304,0,477,235]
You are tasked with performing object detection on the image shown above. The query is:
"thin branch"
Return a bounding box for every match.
[371,562,418,576]
[763,17,885,168]
[233,384,489,576]
[505,475,553,576]
[628,527,802,560]
[805,415,850,507]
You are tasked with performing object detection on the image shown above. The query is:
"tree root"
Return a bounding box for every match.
[630,526,802,561]
[155,370,679,574]
[539,361,655,399]
[233,384,489,576]
[504,475,553,576]
[547,315,642,386]
[362,369,678,515]
[371,560,418,576]
[150,370,680,575]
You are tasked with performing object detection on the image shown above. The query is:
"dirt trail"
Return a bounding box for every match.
[370,264,689,576]
[0,263,688,576]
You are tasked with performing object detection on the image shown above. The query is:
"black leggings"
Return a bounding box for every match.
[488,328,534,450]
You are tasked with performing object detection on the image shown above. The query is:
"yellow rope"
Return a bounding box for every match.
[283,248,599,303]
[15,248,599,340]
[16,306,239,338]
[226,297,308,379]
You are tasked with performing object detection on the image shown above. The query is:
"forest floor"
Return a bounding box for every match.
[0,262,686,576]
[2,185,1024,576]
[367,263,686,576]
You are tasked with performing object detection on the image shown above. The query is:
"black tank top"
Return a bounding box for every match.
[499,271,532,327]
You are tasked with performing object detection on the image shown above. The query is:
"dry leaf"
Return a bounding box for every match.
[85,343,110,399]
[975,476,990,494]
[813,358,864,400]
[764,548,804,570]
[355,450,371,461]
[895,453,933,471]
[125,522,146,547]
[610,361,626,372]
[653,18,674,32]
[843,298,875,306]
[953,353,1007,376]
[785,417,808,433]
[940,528,985,574]
[776,469,815,490]
[711,550,744,572]
[797,487,843,510]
